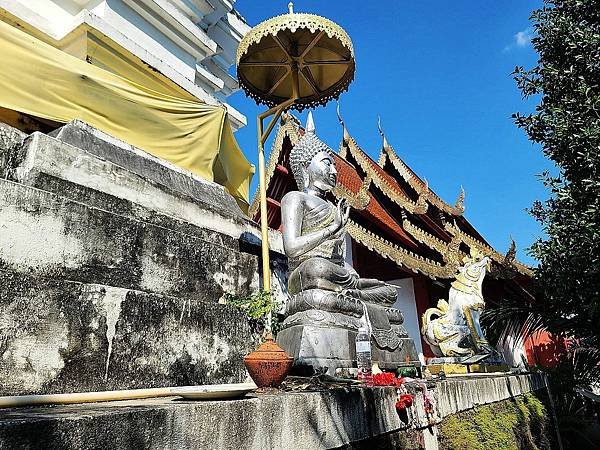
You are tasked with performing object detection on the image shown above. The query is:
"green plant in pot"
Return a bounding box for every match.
[225,290,292,389]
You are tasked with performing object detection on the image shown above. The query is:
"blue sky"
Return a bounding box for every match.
[228,1,552,266]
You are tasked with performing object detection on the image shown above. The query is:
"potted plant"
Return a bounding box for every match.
[225,290,293,388]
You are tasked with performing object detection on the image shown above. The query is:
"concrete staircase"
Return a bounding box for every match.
[0,121,286,396]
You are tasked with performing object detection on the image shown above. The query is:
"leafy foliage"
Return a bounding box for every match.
[512,0,600,345]
[483,2,600,447]
[225,290,274,320]
[224,290,282,336]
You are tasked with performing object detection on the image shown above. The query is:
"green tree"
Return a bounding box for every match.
[512,0,599,350]
[502,2,600,447]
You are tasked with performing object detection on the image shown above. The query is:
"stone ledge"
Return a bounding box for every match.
[432,373,548,420]
[0,179,258,299]
[0,374,547,450]
[8,122,284,253]
[49,120,244,218]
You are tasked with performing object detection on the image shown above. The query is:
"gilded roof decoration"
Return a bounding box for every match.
[444,222,533,277]
[344,134,429,214]
[383,144,466,215]
[347,220,458,279]
[333,175,371,210]
[249,116,300,217]
[489,238,521,279]
[402,219,466,264]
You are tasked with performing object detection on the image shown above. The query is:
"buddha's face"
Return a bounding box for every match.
[307,151,337,192]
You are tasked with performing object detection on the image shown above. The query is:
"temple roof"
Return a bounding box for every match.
[381,139,465,216]
[250,114,532,280]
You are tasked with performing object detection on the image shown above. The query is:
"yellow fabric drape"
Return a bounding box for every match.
[0,20,253,205]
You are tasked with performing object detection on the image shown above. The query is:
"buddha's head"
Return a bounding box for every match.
[290,112,337,192]
[307,151,337,192]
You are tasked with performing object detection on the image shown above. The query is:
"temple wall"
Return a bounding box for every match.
[390,278,425,364]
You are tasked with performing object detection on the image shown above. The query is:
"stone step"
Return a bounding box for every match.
[2,122,284,254]
[0,179,259,301]
[48,120,246,219]
[0,387,402,450]
[0,374,549,450]
[0,270,255,396]
[4,128,260,246]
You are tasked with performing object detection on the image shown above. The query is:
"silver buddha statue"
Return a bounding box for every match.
[276,113,419,374]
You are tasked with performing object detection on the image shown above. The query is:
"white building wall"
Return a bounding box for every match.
[389,278,425,365]
[0,0,248,127]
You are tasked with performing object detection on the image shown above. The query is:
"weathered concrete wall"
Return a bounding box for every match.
[0,272,255,396]
[0,180,258,300]
[0,374,548,450]
[4,123,284,253]
[0,121,289,395]
[49,120,246,219]
[0,122,26,178]
[0,180,262,394]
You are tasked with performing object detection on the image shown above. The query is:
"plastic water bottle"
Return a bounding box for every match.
[355,327,373,385]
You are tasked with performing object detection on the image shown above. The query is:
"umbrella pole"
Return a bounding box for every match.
[256,76,299,332]
[256,116,271,298]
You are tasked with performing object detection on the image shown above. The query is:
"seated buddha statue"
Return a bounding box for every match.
[276,113,418,373]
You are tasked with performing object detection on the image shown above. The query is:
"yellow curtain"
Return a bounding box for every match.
[0,20,253,206]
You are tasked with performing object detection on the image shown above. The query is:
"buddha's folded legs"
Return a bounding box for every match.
[288,257,358,295]
[288,257,398,306]
[342,286,397,306]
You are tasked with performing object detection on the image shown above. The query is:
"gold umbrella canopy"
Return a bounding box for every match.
[236,3,355,111]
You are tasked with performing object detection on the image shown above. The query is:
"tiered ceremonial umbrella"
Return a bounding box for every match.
[236,2,355,296]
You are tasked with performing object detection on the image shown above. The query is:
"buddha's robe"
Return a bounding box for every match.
[287,200,396,303]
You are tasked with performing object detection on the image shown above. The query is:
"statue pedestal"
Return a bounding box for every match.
[426,355,509,375]
[426,363,510,375]
[277,323,419,375]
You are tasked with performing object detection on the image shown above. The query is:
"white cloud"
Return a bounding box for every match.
[503,27,534,53]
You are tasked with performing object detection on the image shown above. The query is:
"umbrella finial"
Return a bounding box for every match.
[288,2,294,14]
[306,111,315,133]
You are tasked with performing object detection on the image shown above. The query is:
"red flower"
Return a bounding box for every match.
[394,376,405,387]
[395,394,414,410]
[372,372,398,386]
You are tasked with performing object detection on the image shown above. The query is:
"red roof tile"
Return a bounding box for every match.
[333,154,419,249]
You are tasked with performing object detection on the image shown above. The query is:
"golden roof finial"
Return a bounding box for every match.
[336,101,350,142]
[453,185,465,214]
[505,236,517,264]
[288,2,294,14]
[377,115,389,149]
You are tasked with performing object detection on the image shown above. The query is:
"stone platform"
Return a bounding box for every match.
[427,363,510,375]
[0,121,288,396]
[0,373,549,450]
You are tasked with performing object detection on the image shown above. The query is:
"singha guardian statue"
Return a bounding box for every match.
[421,248,495,358]
[276,113,419,374]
